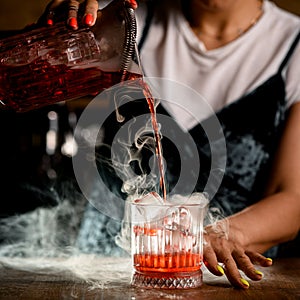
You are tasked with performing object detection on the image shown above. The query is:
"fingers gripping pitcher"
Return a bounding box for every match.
[0,1,141,112]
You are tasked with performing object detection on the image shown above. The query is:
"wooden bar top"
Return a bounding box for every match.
[0,256,299,300]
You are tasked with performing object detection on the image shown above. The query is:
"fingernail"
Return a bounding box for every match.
[47,19,53,26]
[83,14,93,26]
[68,17,78,29]
[254,270,264,277]
[216,265,225,275]
[240,278,250,288]
[266,258,273,264]
[126,0,138,9]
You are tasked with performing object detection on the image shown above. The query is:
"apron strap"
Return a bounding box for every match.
[278,29,300,73]
[137,1,156,52]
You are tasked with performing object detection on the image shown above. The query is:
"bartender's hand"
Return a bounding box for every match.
[203,220,273,289]
[39,0,138,30]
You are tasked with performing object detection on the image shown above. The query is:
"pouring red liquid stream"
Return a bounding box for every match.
[142,81,167,201]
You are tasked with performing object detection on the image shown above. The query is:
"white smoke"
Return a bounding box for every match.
[0,184,85,258]
[0,187,132,290]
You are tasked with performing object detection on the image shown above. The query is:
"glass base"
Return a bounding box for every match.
[131,270,203,289]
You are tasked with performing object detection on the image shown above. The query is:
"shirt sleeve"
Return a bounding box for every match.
[285,36,300,107]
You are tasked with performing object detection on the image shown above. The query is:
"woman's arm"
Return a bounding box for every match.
[231,101,300,250]
[204,101,300,289]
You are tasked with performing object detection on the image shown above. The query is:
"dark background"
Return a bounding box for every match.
[0,0,299,30]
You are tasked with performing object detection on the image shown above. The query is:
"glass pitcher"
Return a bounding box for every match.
[0,1,141,113]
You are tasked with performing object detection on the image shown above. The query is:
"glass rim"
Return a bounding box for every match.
[130,202,208,208]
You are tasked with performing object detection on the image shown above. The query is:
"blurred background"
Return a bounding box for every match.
[0,0,49,30]
[0,0,300,30]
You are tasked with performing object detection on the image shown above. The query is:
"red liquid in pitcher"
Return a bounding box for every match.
[0,59,141,112]
[134,252,202,273]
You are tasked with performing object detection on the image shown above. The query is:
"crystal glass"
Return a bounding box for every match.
[130,194,208,289]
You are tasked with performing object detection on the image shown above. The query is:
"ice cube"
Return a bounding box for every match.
[135,192,164,205]
[186,192,209,207]
[169,192,209,207]
[164,193,208,244]
[168,194,186,205]
[164,207,194,252]
[163,206,192,232]
[132,192,165,224]
[178,207,192,232]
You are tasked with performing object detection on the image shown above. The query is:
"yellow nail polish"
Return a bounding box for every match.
[254,270,264,276]
[266,257,273,264]
[240,278,250,287]
[216,265,225,275]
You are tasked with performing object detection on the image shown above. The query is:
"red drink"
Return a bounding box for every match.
[131,203,205,289]
[134,252,202,273]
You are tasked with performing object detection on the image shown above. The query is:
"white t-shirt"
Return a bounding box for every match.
[136,0,300,130]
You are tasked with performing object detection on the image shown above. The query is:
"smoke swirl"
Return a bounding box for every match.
[72,77,227,221]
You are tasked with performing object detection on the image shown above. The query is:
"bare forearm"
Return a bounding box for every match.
[228,191,300,252]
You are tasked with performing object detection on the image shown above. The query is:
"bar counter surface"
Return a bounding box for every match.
[0,256,299,300]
